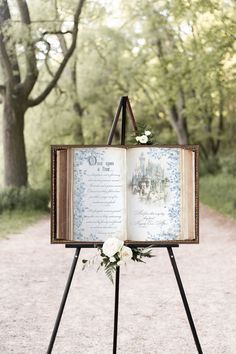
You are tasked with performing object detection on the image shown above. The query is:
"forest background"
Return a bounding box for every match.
[0,0,235,236]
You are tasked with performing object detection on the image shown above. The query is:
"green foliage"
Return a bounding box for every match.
[200,173,236,219]
[0,210,48,239]
[220,153,236,177]
[25,98,80,189]
[132,246,155,263]
[0,187,49,214]
[0,0,235,193]
[104,264,116,284]
[200,156,221,176]
[200,151,236,178]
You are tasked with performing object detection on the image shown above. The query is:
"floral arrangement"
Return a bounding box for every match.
[82,238,154,283]
[129,123,154,145]
[136,130,152,144]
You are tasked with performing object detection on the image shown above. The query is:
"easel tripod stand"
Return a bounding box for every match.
[47,96,203,354]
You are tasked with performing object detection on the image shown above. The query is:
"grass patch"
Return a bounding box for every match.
[200,173,236,219]
[0,187,49,213]
[0,209,49,239]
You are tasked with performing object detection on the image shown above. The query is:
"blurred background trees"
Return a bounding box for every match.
[0,0,85,187]
[0,0,236,221]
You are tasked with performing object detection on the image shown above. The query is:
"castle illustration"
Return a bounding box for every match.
[130,153,169,201]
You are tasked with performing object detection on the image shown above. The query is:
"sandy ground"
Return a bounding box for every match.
[0,204,236,354]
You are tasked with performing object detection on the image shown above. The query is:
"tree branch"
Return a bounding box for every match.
[28,0,86,107]
[0,0,18,85]
[56,32,68,56]
[0,31,13,83]
[42,30,72,36]
[41,39,54,77]
[16,0,38,96]
[41,39,64,93]
[214,84,224,154]
[0,84,6,94]
[56,22,84,117]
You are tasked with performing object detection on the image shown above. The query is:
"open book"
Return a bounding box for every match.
[51,145,199,244]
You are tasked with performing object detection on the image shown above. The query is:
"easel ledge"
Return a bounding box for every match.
[65,243,179,248]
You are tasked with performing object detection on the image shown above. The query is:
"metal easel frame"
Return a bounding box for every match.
[47,96,203,354]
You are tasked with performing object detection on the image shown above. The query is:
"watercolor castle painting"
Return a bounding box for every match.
[129,152,169,203]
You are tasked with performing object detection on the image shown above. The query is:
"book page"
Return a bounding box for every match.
[72,147,126,242]
[126,147,182,241]
[181,149,195,240]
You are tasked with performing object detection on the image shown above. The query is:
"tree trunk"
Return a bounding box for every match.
[3,92,27,187]
[168,104,189,145]
[0,0,85,187]
[174,121,189,145]
[70,60,84,144]
[73,100,84,144]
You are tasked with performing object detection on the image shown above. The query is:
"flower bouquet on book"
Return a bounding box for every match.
[128,123,154,145]
[82,238,155,283]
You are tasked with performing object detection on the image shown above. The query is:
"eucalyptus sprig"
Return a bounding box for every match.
[132,246,155,263]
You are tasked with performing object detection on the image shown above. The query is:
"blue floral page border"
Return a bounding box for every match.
[145,147,181,241]
[73,148,105,242]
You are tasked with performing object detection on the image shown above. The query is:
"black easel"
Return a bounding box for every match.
[47,96,203,354]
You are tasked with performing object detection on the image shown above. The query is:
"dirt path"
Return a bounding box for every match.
[0,204,236,354]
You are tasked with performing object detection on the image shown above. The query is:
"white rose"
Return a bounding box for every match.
[135,136,141,142]
[145,130,151,136]
[119,246,133,263]
[102,238,124,258]
[139,135,148,144]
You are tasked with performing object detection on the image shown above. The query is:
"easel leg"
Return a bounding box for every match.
[167,247,203,354]
[47,248,81,354]
[113,266,120,354]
